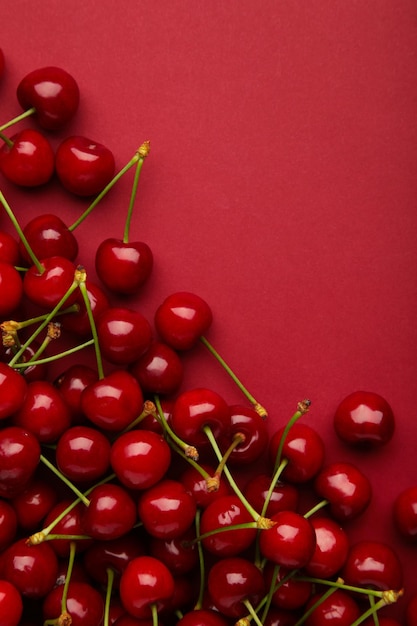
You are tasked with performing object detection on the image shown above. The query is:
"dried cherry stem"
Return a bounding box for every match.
[0,190,43,272]
[103,568,115,626]
[77,267,104,379]
[203,425,273,528]
[272,399,311,474]
[154,394,199,461]
[0,106,36,132]
[68,142,149,232]
[123,140,150,243]
[200,335,267,418]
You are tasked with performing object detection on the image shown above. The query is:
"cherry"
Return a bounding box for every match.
[407,594,417,626]
[54,363,98,424]
[180,462,231,509]
[97,306,153,365]
[199,494,257,557]
[1,538,58,598]
[12,379,72,443]
[208,557,265,619]
[176,609,229,626]
[137,479,197,539]
[42,581,104,626]
[149,528,198,575]
[110,428,171,490]
[0,426,40,498]
[341,540,403,591]
[83,532,146,588]
[154,291,213,350]
[0,230,20,265]
[19,213,79,264]
[259,510,316,569]
[314,461,372,521]
[81,369,143,431]
[96,237,153,295]
[3,342,48,383]
[303,589,361,626]
[11,472,57,531]
[244,473,299,517]
[171,387,229,448]
[55,425,111,483]
[222,404,269,465]
[264,562,312,611]
[0,128,54,187]
[16,66,80,130]
[55,135,115,196]
[304,516,349,579]
[42,499,91,557]
[0,580,23,626]
[334,390,395,447]
[130,340,184,396]
[82,483,137,540]
[119,555,175,619]
[23,256,77,309]
[269,422,325,483]
[393,485,417,542]
[263,607,299,626]
[0,261,23,316]
[60,280,109,337]
[0,500,17,551]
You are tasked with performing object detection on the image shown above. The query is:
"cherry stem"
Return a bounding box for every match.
[11,338,95,368]
[242,599,264,626]
[293,585,339,626]
[295,575,388,599]
[103,568,115,626]
[0,106,36,132]
[350,592,403,626]
[273,399,311,474]
[189,521,259,545]
[77,269,104,379]
[119,400,157,434]
[61,541,76,618]
[151,603,159,626]
[1,304,78,332]
[123,140,150,243]
[68,146,146,232]
[212,432,246,483]
[303,498,329,519]
[0,131,14,148]
[193,508,206,611]
[154,394,199,460]
[0,190,43,273]
[39,454,91,506]
[261,458,289,519]
[200,335,267,418]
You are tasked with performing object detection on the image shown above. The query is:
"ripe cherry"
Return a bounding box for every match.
[407,594,417,626]
[23,256,77,309]
[55,425,111,483]
[60,280,109,337]
[42,581,104,626]
[314,461,372,521]
[154,291,213,350]
[19,213,78,264]
[334,390,395,447]
[0,580,23,626]
[149,528,198,575]
[208,557,265,618]
[137,479,197,539]
[0,426,40,498]
[54,363,98,424]
[0,230,20,265]
[95,237,153,295]
[43,499,90,557]
[341,540,403,591]
[97,306,152,365]
[55,135,115,196]
[11,472,57,531]
[269,422,325,483]
[393,485,417,542]
[16,66,80,130]
[82,483,137,540]
[0,129,54,187]
[1,538,58,599]
[176,609,229,626]
[304,516,349,579]
[304,589,361,626]
[180,462,231,509]
[83,532,146,588]
[264,562,312,611]
[244,473,299,517]
[171,387,229,448]
[119,555,175,619]
[0,500,17,551]
[0,364,27,421]
[130,340,184,396]
[259,510,316,569]
[222,404,269,464]
[0,262,23,316]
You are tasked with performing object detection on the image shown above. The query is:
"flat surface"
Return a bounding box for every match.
[1,0,417,620]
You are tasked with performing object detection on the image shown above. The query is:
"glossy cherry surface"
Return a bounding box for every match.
[341,540,403,591]
[154,291,213,350]
[119,555,175,619]
[334,390,395,447]
[95,237,153,294]
[264,562,312,611]
[314,461,372,521]
[304,589,361,626]
[42,581,104,626]
[208,557,265,618]
[54,363,98,424]
[83,532,145,588]
[23,255,77,309]
[130,340,183,396]
[97,306,153,365]
[259,510,316,569]
[1,538,58,598]
[393,485,417,542]
[180,462,231,509]
[55,425,111,482]
[11,472,57,531]
[149,528,198,575]
[269,422,325,483]
[171,387,229,448]
[244,473,299,517]
[0,230,20,265]
[0,580,23,626]
[82,483,137,540]
[304,516,349,579]
[222,404,269,464]
[43,499,89,557]
[0,426,40,498]
[19,213,78,263]
[0,262,23,316]
[137,479,197,539]
[176,609,229,626]
[0,500,17,551]
[0,129,54,187]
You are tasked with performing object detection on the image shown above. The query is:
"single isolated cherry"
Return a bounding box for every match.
[314,461,372,521]
[0,128,54,187]
[334,390,395,447]
[96,237,153,295]
[154,291,213,350]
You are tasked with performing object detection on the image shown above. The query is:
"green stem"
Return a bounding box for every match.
[61,541,77,618]
[273,399,311,474]
[103,568,115,626]
[151,602,159,626]
[243,599,264,626]
[0,190,43,272]
[0,132,14,148]
[12,339,94,368]
[303,498,329,519]
[193,509,206,610]
[154,395,199,460]
[293,585,339,626]
[78,276,104,379]
[123,142,149,243]
[200,335,267,418]
[0,106,36,132]
[39,454,90,506]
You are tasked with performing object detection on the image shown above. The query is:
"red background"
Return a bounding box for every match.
[1,0,417,621]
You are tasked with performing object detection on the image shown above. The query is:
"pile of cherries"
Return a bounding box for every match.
[0,53,416,626]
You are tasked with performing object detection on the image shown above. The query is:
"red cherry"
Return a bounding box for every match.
[341,540,403,591]
[304,516,349,579]
[171,387,229,448]
[304,589,361,626]
[43,499,90,557]
[42,581,104,626]
[81,369,143,431]
[180,462,231,509]
[95,237,153,294]
[55,425,111,483]
[0,262,23,316]
[56,135,115,196]
[137,479,197,539]
[149,528,198,575]
[0,426,40,498]
[264,562,312,611]
[154,291,213,350]
[4,342,48,383]
[176,609,229,626]
[259,510,316,569]
[0,500,17,551]
[16,66,79,130]
[363,619,402,626]
[12,380,71,443]
[393,485,417,542]
[119,555,175,619]
[60,280,109,337]
[19,213,78,264]
[82,483,137,540]
[54,363,98,424]
[334,390,395,447]
[263,607,299,626]
[407,594,417,626]
[11,472,57,531]
[314,461,372,521]
[130,340,184,396]
[0,230,20,265]
[110,429,171,490]
[221,404,269,465]
[244,473,299,517]
[1,538,58,599]
[269,423,325,483]
[23,256,77,309]
[97,306,152,365]
[0,129,54,187]
[83,532,146,588]
[208,557,265,618]
[0,580,23,626]
[0,364,27,421]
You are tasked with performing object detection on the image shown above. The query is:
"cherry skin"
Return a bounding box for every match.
[304,516,349,579]
[3,342,48,383]
[83,532,146,588]
[314,461,372,521]
[55,425,111,483]
[0,365,27,421]
[19,213,78,264]
[393,485,417,542]
[97,306,153,365]
[1,538,58,599]
[95,237,153,295]
[55,135,115,196]
[119,555,175,619]
[264,562,312,611]
[81,369,143,431]
[82,483,137,540]
[263,607,299,626]
[110,429,171,490]
[130,340,184,396]
[0,580,23,626]
[176,609,229,626]
[60,280,109,337]
[407,594,417,626]
[341,540,403,591]
[259,510,316,569]
[0,230,20,265]
[171,387,229,448]
[42,581,104,626]
[269,422,325,483]
[334,390,395,447]
[0,262,23,316]
[149,527,198,575]
[43,499,91,557]
[23,256,77,309]
[180,462,231,509]
[0,129,54,187]
[137,479,197,539]
[0,426,40,498]
[244,473,299,517]
[12,380,72,443]
[16,66,80,130]
[154,291,213,350]
[222,404,269,464]
[208,557,265,619]
[54,363,98,424]
[11,472,57,531]
[0,500,17,551]
[304,589,361,626]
